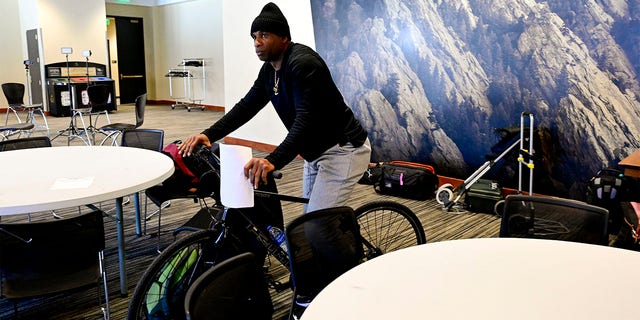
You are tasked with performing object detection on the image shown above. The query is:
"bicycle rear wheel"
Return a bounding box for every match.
[127,229,241,320]
[354,200,426,261]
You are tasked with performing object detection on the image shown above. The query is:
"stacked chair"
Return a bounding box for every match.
[2,82,48,138]
[67,84,112,145]
[99,93,147,146]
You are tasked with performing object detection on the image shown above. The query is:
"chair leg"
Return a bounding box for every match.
[99,130,121,146]
[5,107,21,125]
[157,206,162,253]
[69,111,91,146]
[144,194,148,235]
[51,210,64,219]
[145,201,171,220]
[98,250,110,320]
[102,111,111,125]
[31,108,50,138]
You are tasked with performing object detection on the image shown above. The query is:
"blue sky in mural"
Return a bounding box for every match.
[310,0,640,199]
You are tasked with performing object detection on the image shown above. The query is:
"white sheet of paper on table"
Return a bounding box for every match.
[219,144,254,208]
[51,177,94,190]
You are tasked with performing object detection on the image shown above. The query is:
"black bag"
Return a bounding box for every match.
[358,162,384,185]
[586,168,629,234]
[182,143,220,179]
[373,161,439,200]
[160,141,221,198]
[465,179,503,214]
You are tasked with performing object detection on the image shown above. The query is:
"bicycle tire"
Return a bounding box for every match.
[354,200,426,261]
[127,229,242,320]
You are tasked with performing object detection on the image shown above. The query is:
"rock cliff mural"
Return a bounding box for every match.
[310,0,640,199]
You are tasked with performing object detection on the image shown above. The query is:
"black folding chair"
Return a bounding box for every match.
[499,194,609,245]
[183,252,273,320]
[0,210,110,319]
[285,206,363,319]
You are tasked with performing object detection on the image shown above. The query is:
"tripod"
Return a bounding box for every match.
[23,61,50,137]
[52,48,91,145]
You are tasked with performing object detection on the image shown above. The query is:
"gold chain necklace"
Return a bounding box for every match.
[273,70,280,95]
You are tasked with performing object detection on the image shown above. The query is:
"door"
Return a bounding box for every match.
[26,29,43,106]
[113,16,146,104]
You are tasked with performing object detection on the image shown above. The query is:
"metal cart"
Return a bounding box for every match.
[436,112,536,214]
[165,58,206,111]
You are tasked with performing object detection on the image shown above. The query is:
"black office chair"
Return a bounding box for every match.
[0,84,36,140]
[86,84,112,127]
[118,129,165,238]
[121,128,164,151]
[0,123,34,141]
[99,93,147,146]
[70,84,111,144]
[183,252,273,320]
[0,210,110,319]
[499,194,609,245]
[2,82,48,137]
[285,206,363,319]
[0,136,51,151]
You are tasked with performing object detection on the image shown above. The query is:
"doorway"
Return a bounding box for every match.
[26,28,44,106]
[106,16,147,104]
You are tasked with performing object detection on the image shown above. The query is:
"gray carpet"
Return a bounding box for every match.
[0,104,502,320]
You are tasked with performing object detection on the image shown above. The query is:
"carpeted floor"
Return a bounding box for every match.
[0,104,503,320]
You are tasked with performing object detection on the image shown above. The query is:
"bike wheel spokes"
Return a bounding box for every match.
[128,230,226,320]
[354,201,426,261]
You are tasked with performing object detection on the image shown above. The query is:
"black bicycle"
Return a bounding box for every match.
[127,151,426,320]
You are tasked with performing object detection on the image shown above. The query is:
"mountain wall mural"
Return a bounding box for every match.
[310,0,640,199]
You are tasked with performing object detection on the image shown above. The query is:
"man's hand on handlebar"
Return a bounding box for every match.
[244,158,275,189]
[178,133,211,157]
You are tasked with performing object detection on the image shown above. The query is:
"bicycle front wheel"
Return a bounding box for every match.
[354,200,426,261]
[127,229,241,320]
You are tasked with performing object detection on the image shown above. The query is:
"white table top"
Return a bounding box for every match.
[301,238,640,320]
[0,146,174,215]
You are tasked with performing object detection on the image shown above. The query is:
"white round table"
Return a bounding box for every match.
[0,146,174,295]
[301,238,640,320]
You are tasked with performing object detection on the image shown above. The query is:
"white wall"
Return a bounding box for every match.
[0,0,34,107]
[33,0,108,69]
[4,0,108,111]
[222,0,315,145]
[150,0,224,107]
[1,0,312,148]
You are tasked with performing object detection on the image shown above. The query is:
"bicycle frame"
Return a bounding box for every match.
[186,146,387,273]
[128,147,428,320]
[211,186,383,270]
[207,189,308,264]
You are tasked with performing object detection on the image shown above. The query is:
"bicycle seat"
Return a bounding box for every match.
[194,170,221,201]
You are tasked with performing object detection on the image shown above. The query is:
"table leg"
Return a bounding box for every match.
[115,197,128,296]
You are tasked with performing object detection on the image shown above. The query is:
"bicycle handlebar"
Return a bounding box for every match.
[271,170,283,179]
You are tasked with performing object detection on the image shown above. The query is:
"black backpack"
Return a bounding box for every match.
[586,168,628,234]
[160,141,221,200]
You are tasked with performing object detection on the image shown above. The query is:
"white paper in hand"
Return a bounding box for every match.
[219,144,254,208]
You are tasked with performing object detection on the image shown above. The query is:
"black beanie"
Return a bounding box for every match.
[250,2,291,40]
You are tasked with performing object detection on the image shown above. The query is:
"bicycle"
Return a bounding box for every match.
[127,148,427,320]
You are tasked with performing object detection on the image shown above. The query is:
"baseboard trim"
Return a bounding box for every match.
[148,100,224,111]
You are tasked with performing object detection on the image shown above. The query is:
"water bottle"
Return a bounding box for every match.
[267,225,288,253]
